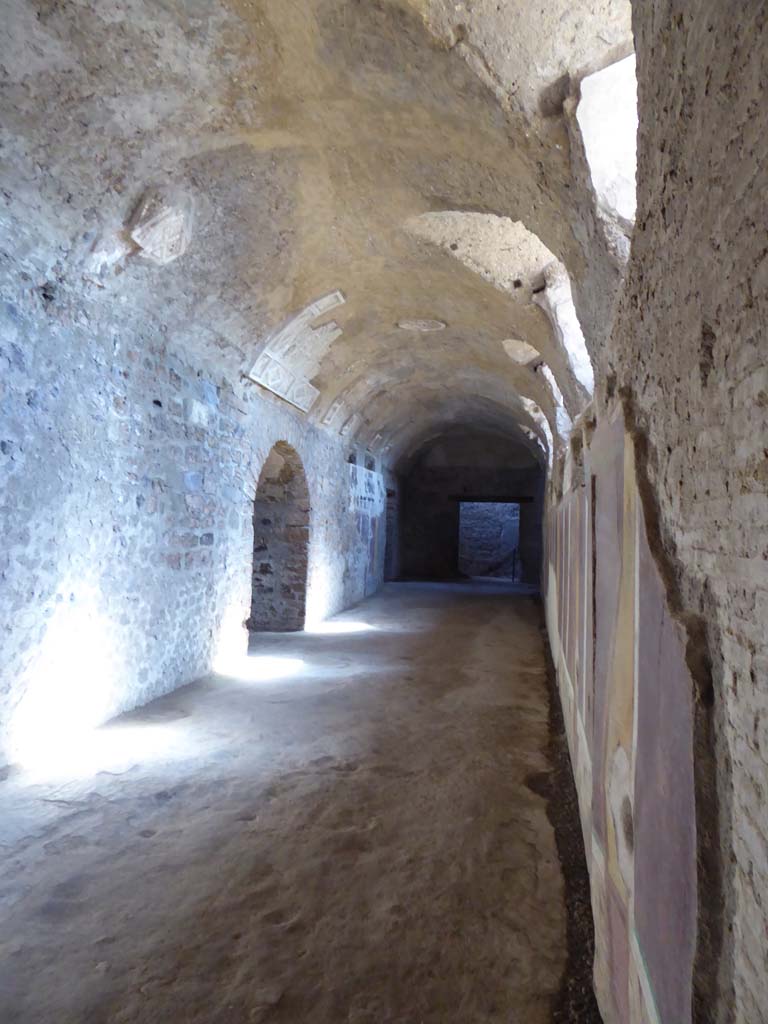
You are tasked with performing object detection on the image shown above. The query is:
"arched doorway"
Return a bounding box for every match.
[248,442,310,632]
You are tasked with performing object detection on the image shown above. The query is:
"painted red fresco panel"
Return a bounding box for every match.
[590,417,625,845]
[582,484,593,739]
[608,880,631,1023]
[566,494,581,693]
[634,503,697,1024]
[585,479,598,745]
[558,506,566,642]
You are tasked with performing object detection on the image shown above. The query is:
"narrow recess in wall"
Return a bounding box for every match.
[249,442,310,633]
[384,488,400,581]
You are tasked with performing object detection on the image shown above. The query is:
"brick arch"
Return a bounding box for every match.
[248,442,310,632]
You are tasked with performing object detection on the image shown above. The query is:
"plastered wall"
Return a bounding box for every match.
[582,4,768,1020]
[546,408,698,1024]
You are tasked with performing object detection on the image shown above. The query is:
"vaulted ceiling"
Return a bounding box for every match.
[3,0,635,464]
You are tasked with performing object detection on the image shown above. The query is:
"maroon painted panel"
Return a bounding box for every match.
[591,417,625,844]
[608,879,631,1023]
[563,499,572,680]
[583,480,594,746]
[558,506,566,641]
[634,502,697,1024]
[567,494,581,693]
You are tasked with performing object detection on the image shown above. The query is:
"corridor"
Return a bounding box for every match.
[0,583,593,1024]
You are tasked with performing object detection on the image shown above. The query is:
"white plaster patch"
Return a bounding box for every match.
[248,350,320,413]
[522,397,554,461]
[248,291,345,413]
[502,338,540,364]
[538,363,572,437]
[185,398,211,427]
[348,464,386,516]
[534,263,595,395]
[340,412,362,438]
[127,187,195,265]
[321,397,346,429]
[396,319,447,332]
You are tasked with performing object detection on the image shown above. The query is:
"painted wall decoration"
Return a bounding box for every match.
[545,409,697,1024]
[348,463,387,596]
[247,291,346,413]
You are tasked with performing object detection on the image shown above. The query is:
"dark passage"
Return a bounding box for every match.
[398,430,544,584]
[458,500,521,579]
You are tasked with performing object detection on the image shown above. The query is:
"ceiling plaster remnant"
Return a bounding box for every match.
[396,319,447,332]
[321,397,347,430]
[126,187,195,266]
[522,398,554,464]
[533,263,595,397]
[537,362,572,438]
[340,412,363,438]
[247,291,346,414]
[503,339,541,365]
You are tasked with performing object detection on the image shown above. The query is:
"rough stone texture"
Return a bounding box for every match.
[249,443,310,632]
[0,0,634,469]
[414,0,632,118]
[458,501,520,579]
[540,5,768,1021]
[602,5,768,1020]
[0,288,385,764]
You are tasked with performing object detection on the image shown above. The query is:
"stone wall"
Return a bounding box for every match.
[0,289,386,766]
[458,501,520,578]
[601,4,767,1020]
[249,442,310,633]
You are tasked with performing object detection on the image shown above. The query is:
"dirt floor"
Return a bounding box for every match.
[0,581,599,1023]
